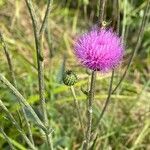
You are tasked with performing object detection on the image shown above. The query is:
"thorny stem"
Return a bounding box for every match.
[0,99,37,150]
[70,86,84,136]
[0,32,35,146]
[95,0,120,129]
[0,127,16,150]
[87,0,112,148]
[83,71,96,150]
[25,0,53,149]
[82,0,106,149]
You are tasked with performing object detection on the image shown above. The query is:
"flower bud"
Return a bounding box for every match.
[63,70,77,86]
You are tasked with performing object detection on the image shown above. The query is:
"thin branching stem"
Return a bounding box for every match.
[96,70,114,127]
[23,112,35,146]
[116,0,120,34]
[84,71,96,150]
[25,0,51,126]
[38,0,52,127]
[0,32,35,146]
[91,72,114,147]
[0,74,45,130]
[0,127,16,150]
[70,86,84,136]
[111,0,150,94]
[25,0,47,124]
[121,0,127,42]
[0,32,16,86]
[0,99,37,150]
[25,0,39,35]
[25,0,53,149]
[45,18,53,58]
[39,0,52,37]
[45,132,53,150]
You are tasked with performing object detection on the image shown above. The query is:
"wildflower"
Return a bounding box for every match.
[74,27,124,72]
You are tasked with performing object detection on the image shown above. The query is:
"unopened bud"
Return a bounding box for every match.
[63,70,78,86]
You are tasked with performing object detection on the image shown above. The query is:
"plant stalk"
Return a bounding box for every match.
[96,70,114,127]
[0,127,16,150]
[83,71,96,150]
[111,0,150,94]
[0,74,45,130]
[0,32,35,146]
[25,0,53,149]
[70,86,84,136]
[0,99,37,150]
[0,32,16,86]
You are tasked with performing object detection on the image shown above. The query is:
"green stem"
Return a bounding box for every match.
[0,32,16,86]
[25,0,47,126]
[95,0,120,129]
[0,32,35,146]
[70,86,84,136]
[84,71,96,150]
[121,0,127,42]
[45,18,53,58]
[0,74,45,130]
[45,132,53,150]
[87,0,106,143]
[25,0,53,149]
[96,70,114,127]
[111,0,150,94]
[0,99,37,150]
[39,0,52,37]
[23,111,35,146]
[0,127,16,150]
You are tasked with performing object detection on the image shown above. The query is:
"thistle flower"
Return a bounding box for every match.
[74,27,124,72]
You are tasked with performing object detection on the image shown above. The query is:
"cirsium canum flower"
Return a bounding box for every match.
[74,27,124,72]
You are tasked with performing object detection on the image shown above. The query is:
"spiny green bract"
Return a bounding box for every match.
[63,70,78,86]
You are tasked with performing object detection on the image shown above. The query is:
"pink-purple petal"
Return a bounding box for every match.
[74,27,124,72]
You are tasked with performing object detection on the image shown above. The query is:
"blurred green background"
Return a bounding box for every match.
[0,0,150,149]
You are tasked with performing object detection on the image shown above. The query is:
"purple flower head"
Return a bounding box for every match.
[74,27,124,72]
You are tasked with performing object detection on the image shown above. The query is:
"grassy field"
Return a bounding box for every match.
[0,0,150,150]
